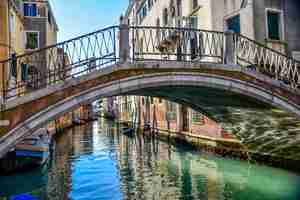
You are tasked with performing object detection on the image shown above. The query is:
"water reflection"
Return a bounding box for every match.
[0,120,299,200]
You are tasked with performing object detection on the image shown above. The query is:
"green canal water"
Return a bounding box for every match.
[0,120,299,200]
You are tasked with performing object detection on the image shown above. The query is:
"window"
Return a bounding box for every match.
[192,0,198,10]
[138,3,148,24]
[267,10,281,40]
[177,0,182,16]
[24,3,38,17]
[190,17,198,60]
[163,8,168,26]
[170,0,176,17]
[142,6,147,18]
[226,15,240,33]
[190,16,198,29]
[148,0,153,10]
[25,32,39,50]
[192,111,204,124]
[156,18,160,27]
[166,101,176,112]
[156,18,161,41]
[142,97,145,105]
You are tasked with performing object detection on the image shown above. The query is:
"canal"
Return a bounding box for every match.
[0,120,299,200]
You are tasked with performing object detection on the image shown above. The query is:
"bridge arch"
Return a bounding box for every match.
[1,63,300,158]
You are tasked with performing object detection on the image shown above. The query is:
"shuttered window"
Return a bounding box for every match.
[24,3,37,17]
[267,11,281,40]
[25,32,39,50]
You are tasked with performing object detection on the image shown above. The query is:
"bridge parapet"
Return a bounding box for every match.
[0,25,299,102]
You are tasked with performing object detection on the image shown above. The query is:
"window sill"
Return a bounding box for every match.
[24,16,46,19]
[192,122,205,125]
[25,48,39,51]
[265,39,287,45]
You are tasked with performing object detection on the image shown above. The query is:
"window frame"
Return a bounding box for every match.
[24,31,40,50]
[265,8,284,41]
[163,8,169,26]
[192,0,198,10]
[191,110,204,125]
[226,14,241,34]
[23,2,39,17]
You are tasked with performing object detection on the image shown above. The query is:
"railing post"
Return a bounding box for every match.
[119,16,130,63]
[223,30,237,65]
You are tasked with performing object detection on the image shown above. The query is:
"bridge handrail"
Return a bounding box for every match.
[129,26,225,34]
[1,25,300,102]
[1,25,119,101]
[235,34,300,89]
[130,26,225,63]
[236,33,300,63]
[0,25,119,64]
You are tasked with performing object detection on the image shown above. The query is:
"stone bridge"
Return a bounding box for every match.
[0,23,300,158]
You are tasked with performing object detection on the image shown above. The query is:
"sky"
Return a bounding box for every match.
[50,0,128,42]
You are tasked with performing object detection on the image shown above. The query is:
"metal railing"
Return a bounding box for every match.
[236,34,300,89]
[0,26,118,101]
[130,26,224,62]
[0,25,299,103]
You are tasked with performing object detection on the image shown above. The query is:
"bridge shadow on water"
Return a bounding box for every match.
[129,86,300,161]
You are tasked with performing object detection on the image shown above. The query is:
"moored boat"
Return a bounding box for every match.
[15,128,51,167]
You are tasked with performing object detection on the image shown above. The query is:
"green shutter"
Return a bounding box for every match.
[268,12,280,40]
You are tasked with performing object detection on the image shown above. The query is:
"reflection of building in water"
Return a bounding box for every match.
[71,123,94,155]
[115,130,250,199]
[46,128,74,200]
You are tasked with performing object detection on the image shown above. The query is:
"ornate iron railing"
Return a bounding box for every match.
[1,25,300,102]
[131,26,224,62]
[236,34,300,89]
[0,26,118,101]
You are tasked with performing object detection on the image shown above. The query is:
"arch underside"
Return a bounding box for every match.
[3,70,300,159]
[126,86,300,158]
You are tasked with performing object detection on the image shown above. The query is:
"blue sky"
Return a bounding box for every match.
[50,0,128,42]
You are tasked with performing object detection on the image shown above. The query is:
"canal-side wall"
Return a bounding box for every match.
[119,120,300,173]
[117,96,237,140]
[47,104,94,135]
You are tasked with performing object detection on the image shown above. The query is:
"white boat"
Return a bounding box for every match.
[15,128,51,166]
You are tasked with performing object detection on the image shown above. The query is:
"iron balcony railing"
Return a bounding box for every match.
[0,25,299,102]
